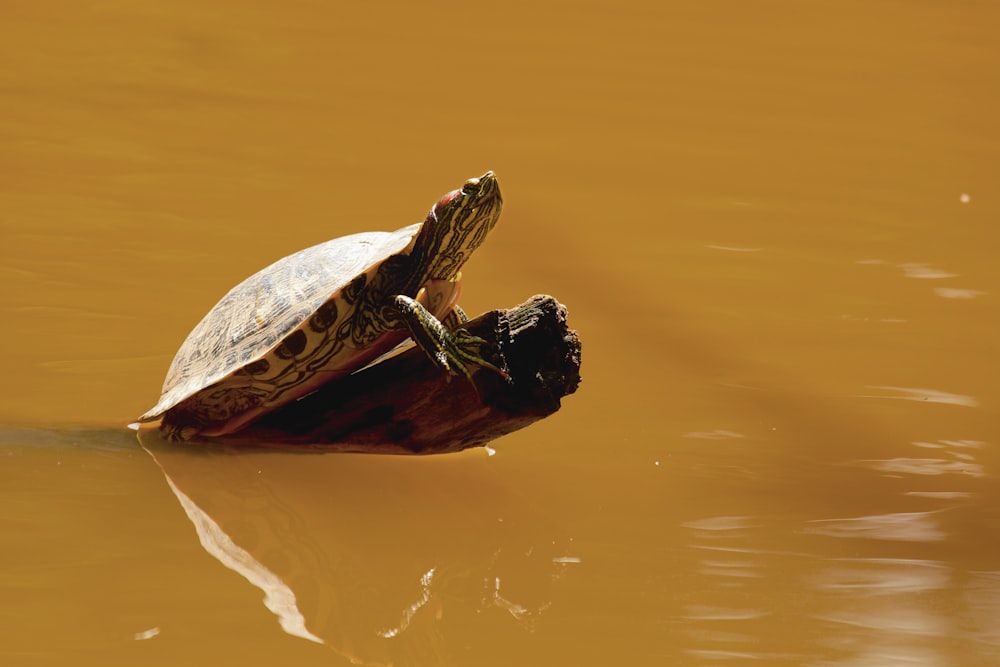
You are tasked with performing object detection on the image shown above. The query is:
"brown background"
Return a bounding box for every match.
[2,1,999,665]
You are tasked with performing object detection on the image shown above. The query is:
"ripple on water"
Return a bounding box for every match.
[804,511,947,542]
[859,386,980,407]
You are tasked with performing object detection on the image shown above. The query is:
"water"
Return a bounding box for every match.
[2,1,999,665]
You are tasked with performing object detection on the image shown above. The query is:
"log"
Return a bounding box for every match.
[214,294,581,453]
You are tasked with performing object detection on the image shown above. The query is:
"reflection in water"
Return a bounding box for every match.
[809,559,953,667]
[860,386,980,407]
[683,430,746,441]
[860,438,987,481]
[964,572,1000,652]
[856,259,959,280]
[679,516,775,663]
[855,259,992,302]
[933,287,988,300]
[897,263,958,280]
[704,245,764,253]
[805,511,947,542]
[811,558,951,597]
[865,457,983,477]
[156,463,323,644]
[684,606,768,620]
[487,574,551,624]
[377,567,436,639]
[676,508,1000,666]
[905,491,972,500]
[914,440,985,450]
[137,429,566,666]
[684,515,758,533]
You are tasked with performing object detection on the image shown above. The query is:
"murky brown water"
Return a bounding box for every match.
[3,1,999,665]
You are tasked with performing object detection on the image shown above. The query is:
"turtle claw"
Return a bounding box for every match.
[447,329,509,381]
[392,295,507,384]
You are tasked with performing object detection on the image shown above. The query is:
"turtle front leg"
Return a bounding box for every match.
[392,295,507,382]
[441,304,468,330]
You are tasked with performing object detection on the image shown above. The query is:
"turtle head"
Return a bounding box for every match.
[419,171,503,280]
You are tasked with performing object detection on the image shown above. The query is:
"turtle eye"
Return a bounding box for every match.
[461,180,479,195]
[433,189,461,218]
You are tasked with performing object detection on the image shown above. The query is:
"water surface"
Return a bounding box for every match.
[2,1,999,665]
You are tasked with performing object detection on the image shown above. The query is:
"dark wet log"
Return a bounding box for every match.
[218,295,581,453]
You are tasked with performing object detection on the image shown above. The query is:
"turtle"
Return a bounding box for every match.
[138,171,504,440]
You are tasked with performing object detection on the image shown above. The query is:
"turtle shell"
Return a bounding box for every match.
[139,171,502,439]
[139,221,449,436]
